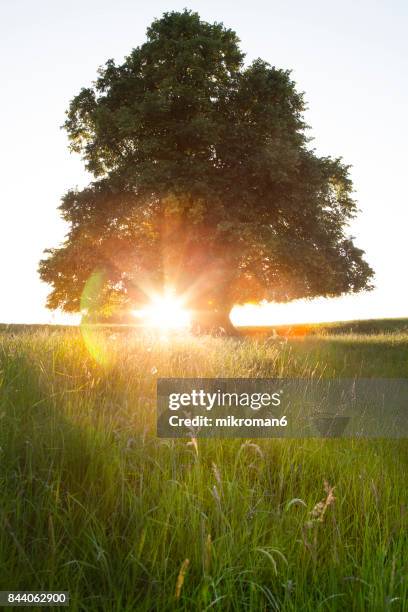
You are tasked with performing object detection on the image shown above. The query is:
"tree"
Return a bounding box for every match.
[39,10,373,333]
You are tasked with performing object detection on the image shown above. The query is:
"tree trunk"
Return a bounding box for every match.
[191,304,240,336]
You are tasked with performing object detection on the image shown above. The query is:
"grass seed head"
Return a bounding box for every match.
[175,558,190,600]
[212,462,222,488]
[310,481,336,522]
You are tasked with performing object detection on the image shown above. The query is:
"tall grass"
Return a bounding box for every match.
[0,326,407,610]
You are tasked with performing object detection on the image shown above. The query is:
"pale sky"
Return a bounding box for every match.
[1,0,407,325]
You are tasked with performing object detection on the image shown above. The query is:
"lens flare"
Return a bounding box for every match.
[79,270,111,365]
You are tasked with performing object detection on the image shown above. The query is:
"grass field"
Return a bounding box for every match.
[0,320,407,610]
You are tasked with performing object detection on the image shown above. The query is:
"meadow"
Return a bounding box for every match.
[0,321,407,611]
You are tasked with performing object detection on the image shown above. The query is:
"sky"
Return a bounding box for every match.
[1,0,407,325]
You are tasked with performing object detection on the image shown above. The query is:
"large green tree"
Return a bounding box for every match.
[39,10,373,333]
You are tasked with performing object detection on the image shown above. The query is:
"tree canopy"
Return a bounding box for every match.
[39,9,373,331]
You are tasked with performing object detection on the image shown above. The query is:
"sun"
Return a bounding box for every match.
[133,293,191,330]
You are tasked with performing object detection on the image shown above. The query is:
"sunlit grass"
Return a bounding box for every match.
[0,324,407,610]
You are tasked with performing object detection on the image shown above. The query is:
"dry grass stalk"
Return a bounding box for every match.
[204,533,212,574]
[175,558,190,600]
[187,436,198,457]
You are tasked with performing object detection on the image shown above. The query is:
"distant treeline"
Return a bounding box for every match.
[1,318,407,338]
[240,318,408,337]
